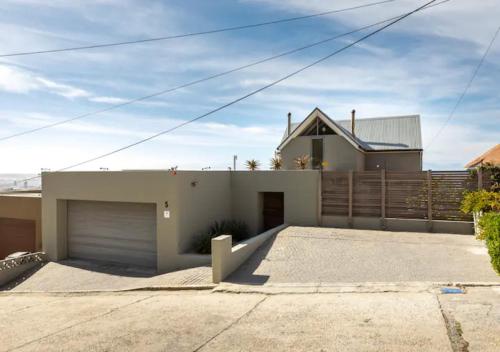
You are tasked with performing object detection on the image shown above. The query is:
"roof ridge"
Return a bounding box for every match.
[336,114,420,123]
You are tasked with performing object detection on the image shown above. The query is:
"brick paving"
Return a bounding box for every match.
[227,226,500,284]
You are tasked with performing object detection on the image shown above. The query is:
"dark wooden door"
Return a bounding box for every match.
[263,192,284,231]
[0,217,36,259]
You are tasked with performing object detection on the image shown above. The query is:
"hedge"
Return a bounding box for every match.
[478,212,500,274]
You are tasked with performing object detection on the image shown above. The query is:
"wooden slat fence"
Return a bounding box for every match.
[353,171,381,217]
[386,171,428,219]
[322,172,349,216]
[322,170,487,222]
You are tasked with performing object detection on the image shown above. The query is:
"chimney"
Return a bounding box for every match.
[287,112,292,136]
[351,109,356,138]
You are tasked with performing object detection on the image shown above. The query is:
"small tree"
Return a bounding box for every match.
[245,159,260,171]
[294,155,310,170]
[270,156,283,170]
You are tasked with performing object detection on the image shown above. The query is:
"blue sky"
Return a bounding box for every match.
[0,0,499,173]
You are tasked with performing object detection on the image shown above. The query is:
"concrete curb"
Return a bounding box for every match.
[213,281,500,294]
[0,284,216,295]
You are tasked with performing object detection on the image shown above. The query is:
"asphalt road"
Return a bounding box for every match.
[1,286,499,352]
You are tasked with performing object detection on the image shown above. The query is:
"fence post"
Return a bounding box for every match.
[477,167,483,190]
[318,170,322,226]
[381,169,386,230]
[348,170,353,227]
[427,170,433,232]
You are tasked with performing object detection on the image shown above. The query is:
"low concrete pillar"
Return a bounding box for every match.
[211,235,232,284]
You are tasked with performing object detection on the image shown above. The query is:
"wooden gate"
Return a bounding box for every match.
[262,192,284,231]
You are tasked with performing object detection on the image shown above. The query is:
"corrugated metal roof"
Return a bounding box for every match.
[280,113,422,151]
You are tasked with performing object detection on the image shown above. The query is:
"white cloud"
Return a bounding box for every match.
[241,0,500,49]
[89,96,128,104]
[0,0,498,175]
[35,77,91,99]
[0,64,91,99]
[422,114,499,169]
[0,65,40,93]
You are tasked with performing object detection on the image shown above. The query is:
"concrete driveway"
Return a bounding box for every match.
[3,259,213,292]
[227,226,500,284]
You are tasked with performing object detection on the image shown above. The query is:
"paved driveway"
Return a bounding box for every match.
[227,226,500,284]
[3,259,213,292]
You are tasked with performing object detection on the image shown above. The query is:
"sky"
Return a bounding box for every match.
[0,0,499,174]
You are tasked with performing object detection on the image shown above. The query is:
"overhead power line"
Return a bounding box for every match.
[426,25,500,149]
[10,0,439,186]
[0,0,397,58]
[0,0,450,143]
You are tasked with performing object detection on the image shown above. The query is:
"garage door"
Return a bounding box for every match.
[67,200,157,268]
[0,217,36,259]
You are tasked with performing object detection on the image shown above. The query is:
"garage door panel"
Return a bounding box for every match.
[67,200,157,268]
[68,235,156,253]
[68,244,157,267]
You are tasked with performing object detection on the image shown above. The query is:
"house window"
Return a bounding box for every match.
[312,138,323,169]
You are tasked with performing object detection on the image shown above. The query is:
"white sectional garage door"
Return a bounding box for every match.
[67,200,157,268]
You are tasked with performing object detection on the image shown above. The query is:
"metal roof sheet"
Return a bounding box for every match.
[280,112,422,151]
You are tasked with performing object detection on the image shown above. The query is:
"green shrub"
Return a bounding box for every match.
[478,212,500,274]
[460,190,500,214]
[193,220,250,254]
[480,163,500,192]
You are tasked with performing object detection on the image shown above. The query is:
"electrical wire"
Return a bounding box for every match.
[0,0,450,143]
[425,25,500,149]
[0,0,397,58]
[8,0,439,187]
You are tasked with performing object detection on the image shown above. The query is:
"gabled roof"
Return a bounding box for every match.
[278,107,422,152]
[465,144,500,168]
[277,108,364,152]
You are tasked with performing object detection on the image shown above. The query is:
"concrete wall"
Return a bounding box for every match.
[322,216,473,235]
[281,136,311,170]
[42,170,320,273]
[0,194,42,251]
[365,151,422,171]
[212,224,286,283]
[231,171,320,235]
[281,135,364,171]
[172,172,231,253]
[42,171,230,273]
[323,135,365,171]
[281,136,422,172]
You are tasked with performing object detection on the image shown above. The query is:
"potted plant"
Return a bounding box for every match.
[245,159,260,171]
[270,156,283,170]
[293,155,310,170]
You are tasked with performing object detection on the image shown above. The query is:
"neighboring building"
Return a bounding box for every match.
[465,144,500,169]
[0,193,42,259]
[277,107,423,171]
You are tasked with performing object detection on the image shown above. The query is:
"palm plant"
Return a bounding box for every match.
[245,159,260,171]
[270,156,283,170]
[294,155,310,170]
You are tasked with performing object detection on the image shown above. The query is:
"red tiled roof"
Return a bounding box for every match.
[465,144,500,168]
